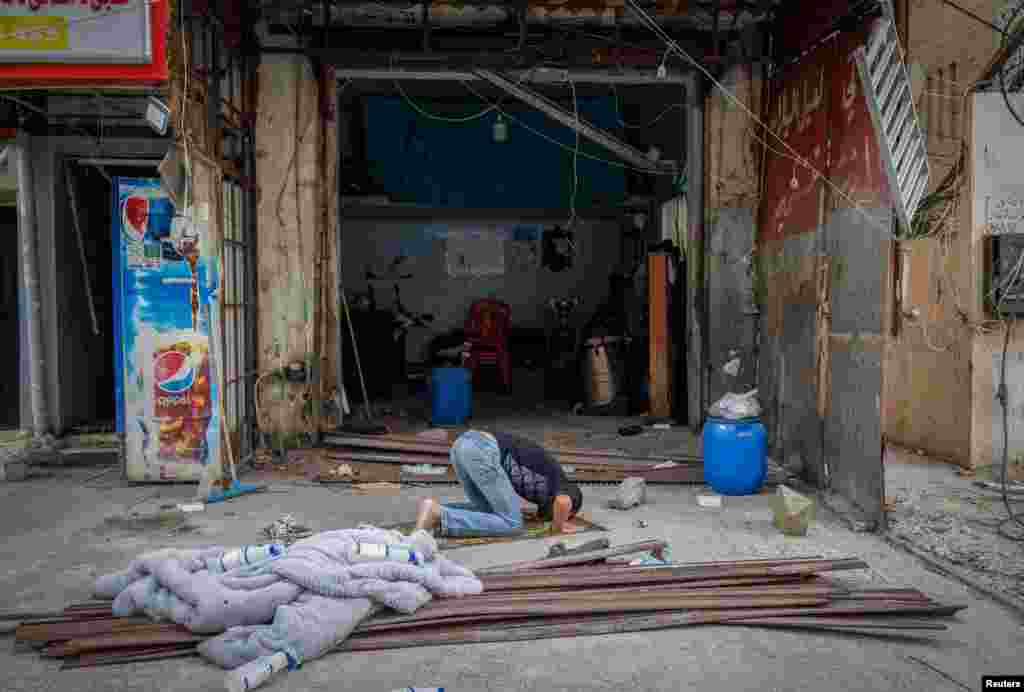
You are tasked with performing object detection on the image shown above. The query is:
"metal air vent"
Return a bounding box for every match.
[853,4,929,233]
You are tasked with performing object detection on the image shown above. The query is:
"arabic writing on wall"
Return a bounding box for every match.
[985,196,1024,235]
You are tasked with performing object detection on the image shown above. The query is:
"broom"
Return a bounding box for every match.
[205,254,264,504]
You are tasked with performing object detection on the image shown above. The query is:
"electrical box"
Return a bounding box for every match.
[984,233,1024,317]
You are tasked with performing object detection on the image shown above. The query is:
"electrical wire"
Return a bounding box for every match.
[609,83,685,129]
[457,78,676,176]
[394,78,498,123]
[567,76,579,229]
[999,2,1024,128]
[622,0,895,238]
[997,316,1024,541]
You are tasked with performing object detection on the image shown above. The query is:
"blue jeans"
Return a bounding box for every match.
[440,431,524,537]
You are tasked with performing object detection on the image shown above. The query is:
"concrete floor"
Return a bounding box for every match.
[2,462,1024,692]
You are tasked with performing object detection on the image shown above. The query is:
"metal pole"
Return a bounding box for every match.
[684,73,705,433]
[473,67,677,174]
[14,128,50,438]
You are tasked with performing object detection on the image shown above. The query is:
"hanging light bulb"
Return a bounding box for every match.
[493,113,509,143]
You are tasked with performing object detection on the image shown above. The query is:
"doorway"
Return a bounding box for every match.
[0,206,18,429]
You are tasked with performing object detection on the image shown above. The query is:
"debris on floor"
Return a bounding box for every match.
[697,494,723,508]
[547,537,611,558]
[9,538,967,679]
[608,477,646,510]
[886,449,1024,604]
[262,514,314,545]
[773,486,815,536]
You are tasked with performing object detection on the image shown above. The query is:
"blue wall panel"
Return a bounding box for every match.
[364,96,627,209]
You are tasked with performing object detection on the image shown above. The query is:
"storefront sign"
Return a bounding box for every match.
[0,0,167,85]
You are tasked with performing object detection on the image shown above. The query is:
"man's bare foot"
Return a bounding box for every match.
[551,495,574,534]
[415,497,442,531]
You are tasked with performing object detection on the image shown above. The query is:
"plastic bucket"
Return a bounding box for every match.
[431,367,472,426]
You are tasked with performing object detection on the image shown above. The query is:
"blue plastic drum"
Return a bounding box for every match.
[702,416,768,495]
[431,367,472,426]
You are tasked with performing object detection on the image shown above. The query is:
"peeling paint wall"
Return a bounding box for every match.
[880,0,996,466]
[255,55,339,435]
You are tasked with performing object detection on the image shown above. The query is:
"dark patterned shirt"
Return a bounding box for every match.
[492,432,583,519]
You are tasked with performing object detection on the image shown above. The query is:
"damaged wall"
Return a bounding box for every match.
[705,63,762,406]
[881,0,998,466]
[255,54,340,437]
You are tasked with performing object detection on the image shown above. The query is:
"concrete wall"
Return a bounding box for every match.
[254,55,339,435]
[971,91,1024,472]
[881,0,1000,465]
[339,217,622,362]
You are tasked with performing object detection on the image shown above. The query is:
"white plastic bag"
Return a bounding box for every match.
[709,389,761,420]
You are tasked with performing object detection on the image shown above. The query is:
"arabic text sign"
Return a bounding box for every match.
[761,41,830,244]
[0,0,149,64]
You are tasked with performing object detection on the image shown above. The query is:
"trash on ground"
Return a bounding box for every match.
[773,485,815,536]
[608,477,646,510]
[722,358,741,376]
[177,503,205,513]
[263,514,314,545]
[401,464,448,476]
[354,482,404,494]
[547,537,611,558]
[697,494,723,508]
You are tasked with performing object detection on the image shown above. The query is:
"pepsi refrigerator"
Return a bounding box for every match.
[112,177,223,483]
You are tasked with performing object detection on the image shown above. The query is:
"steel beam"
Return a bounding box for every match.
[472,67,677,173]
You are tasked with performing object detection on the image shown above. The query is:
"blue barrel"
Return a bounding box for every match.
[702,416,768,495]
[431,367,472,426]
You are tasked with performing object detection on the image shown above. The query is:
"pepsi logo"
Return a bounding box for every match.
[154,350,196,394]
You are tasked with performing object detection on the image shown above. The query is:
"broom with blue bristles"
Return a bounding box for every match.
[205,253,264,504]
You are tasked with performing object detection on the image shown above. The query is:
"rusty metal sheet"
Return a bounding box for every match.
[760,42,832,246]
[772,0,861,64]
[759,234,823,483]
[828,26,891,212]
[819,28,889,528]
[707,207,758,406]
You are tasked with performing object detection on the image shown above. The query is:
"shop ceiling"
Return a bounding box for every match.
[259,0,784,79]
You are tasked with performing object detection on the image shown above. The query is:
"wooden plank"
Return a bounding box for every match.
[648,252,672,418]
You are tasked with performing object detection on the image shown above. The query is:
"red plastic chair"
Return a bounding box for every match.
[464,299,512,390]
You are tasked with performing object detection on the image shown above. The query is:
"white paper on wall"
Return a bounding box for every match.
[446,229,505,277]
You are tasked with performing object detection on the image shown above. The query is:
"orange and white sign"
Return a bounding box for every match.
[0,0,167,86]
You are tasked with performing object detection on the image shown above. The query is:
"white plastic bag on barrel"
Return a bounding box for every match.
[709,389,761,420]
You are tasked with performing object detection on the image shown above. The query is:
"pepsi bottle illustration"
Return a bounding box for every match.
[114,178,221,483]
